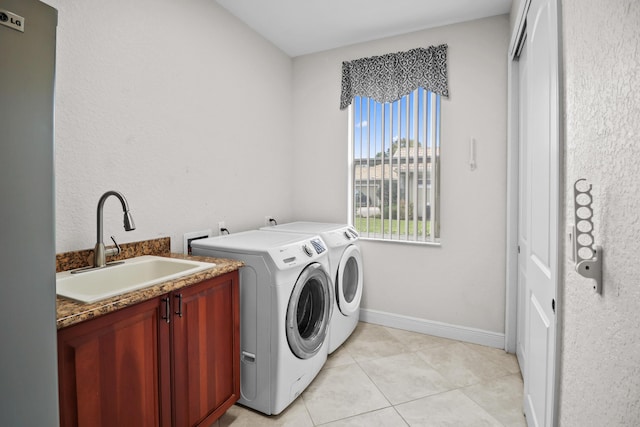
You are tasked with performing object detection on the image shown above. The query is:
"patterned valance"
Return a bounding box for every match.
[340,44,449,110]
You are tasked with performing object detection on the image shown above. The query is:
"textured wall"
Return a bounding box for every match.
[560,0,640,424]
[46,0,509,339]
[292,15,510,334]
[44,0,294,253]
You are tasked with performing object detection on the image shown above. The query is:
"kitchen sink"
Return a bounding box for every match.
[56,255,216,303]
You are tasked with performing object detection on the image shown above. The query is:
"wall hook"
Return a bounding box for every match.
[469,137,477,171]
[573,179,603,293]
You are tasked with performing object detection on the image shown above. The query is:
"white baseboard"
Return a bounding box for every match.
[359,308,505,349]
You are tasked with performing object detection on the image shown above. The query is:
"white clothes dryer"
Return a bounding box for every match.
[191,230,332,415]
[261,222,363,353]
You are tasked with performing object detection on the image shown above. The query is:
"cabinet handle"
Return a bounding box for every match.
[174,293,183,318]
[162,297,171,323]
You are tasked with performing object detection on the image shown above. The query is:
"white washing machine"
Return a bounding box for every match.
[261,222,363,353]
[191,230,332,415]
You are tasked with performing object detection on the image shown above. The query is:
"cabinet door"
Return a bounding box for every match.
[171,271,240,427]
[58,297,171,427]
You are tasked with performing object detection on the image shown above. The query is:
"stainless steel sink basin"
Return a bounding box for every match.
[56,255,216,303]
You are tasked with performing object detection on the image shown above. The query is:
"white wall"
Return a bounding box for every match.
[508,0,640,422]
[45,0,294,254]
[559,0,640,424]
[292,15,510,335]
[48,0,511,338]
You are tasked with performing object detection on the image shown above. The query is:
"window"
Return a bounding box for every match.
[340,45,448,243]
[349,88,441,243]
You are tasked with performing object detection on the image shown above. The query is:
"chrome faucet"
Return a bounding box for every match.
[94,191,135,268]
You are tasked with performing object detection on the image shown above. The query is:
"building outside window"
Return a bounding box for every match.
[350,89,441,243]
[340,45,448,244]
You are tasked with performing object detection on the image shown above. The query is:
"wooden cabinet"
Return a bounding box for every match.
[57,271,240,427]
[58,296,169,427]
[171,273,240,426]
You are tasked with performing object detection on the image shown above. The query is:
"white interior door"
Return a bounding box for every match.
[516,37,529,372]
[519,0,560,425]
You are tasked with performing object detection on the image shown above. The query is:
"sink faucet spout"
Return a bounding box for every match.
[94,191,136,268]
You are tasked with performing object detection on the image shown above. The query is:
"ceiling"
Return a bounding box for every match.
[216,0,513,57]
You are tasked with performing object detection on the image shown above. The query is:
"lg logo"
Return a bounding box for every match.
[0,10,24,32]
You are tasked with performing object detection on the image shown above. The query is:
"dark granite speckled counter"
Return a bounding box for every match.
[56,238,243,330]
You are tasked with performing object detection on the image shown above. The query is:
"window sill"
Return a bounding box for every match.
[357,236,441,247]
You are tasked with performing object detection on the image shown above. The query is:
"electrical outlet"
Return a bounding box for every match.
[183,229,212,255]
[218,221,226,234]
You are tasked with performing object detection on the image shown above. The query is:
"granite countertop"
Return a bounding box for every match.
[56,253,243,330]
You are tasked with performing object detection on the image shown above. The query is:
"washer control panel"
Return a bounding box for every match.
[268,236,328,268]
[310,238,326,254]
[302,245,313,257]
[302,239,326,257]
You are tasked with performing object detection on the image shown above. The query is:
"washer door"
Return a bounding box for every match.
[286,262,331,359]
[336,245,363,316]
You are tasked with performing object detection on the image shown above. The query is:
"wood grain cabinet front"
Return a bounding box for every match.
[57,271,240,427]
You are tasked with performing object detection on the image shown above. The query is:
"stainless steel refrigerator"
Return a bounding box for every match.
[0,0,59,424]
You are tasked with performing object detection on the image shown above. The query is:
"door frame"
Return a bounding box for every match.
[504,0,531,355]
[505,0,564,424]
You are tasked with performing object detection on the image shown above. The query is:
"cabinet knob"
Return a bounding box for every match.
[162,297,171,323]
[175,294,183,318]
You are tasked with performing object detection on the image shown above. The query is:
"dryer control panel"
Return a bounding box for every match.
[323,227,359,248]
[344,227,359,240]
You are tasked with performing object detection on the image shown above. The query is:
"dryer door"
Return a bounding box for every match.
[336,245,363,316]
[286,262,331,359]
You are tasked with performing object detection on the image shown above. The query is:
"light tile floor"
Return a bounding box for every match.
[215,322,526,427]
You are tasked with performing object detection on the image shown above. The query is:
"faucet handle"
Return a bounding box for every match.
[107,235,122,257]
